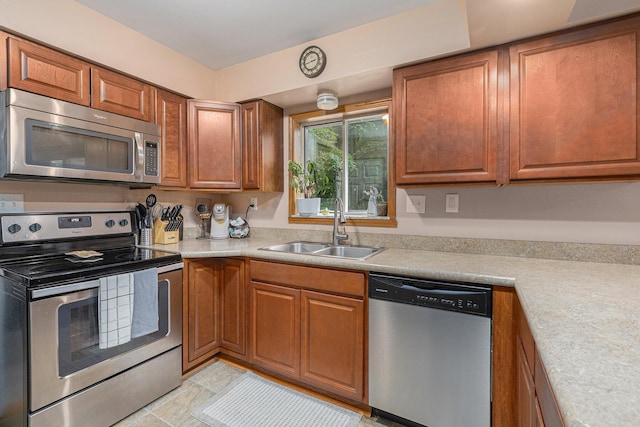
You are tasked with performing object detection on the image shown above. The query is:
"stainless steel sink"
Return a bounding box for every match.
[259,241,384,260]
[259,241,330,254]
[313,245,384,260]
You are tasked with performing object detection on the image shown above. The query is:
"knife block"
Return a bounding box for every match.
[153,217,179,245]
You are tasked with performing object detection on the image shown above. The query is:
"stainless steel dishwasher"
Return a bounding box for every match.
[368,273,492,427]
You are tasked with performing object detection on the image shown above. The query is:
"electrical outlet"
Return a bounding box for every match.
[445,193,459,213]
[0,194,24,213]
[250,197,258,210]
[406,194,426,214]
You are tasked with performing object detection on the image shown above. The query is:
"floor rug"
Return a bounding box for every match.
[191,371,362,427]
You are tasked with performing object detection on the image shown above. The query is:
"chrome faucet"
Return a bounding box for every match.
[333,197,348,245]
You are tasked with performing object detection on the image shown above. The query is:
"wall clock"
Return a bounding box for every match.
[299,46,326,78]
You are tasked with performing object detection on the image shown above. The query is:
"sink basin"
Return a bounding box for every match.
[313,245,384,260]
[259,241,330,254]
[259,241,384,260]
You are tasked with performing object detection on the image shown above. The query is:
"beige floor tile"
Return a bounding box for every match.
[125,413,171,427]
[150,382,215,426]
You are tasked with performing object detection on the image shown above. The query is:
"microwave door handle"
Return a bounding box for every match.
[134,132,144,182]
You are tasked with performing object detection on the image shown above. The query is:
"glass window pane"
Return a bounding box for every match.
[304,122,343,211]
[346,116,389,215]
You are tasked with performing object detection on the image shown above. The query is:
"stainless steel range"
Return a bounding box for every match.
[0,211,183,427]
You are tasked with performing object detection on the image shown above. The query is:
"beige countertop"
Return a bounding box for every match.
[152,237,640,427]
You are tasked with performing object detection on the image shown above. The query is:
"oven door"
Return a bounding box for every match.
[28,266,182,412]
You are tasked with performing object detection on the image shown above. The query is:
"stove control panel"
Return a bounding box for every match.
[0,212,134,244]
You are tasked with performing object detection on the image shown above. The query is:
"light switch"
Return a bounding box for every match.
[406,194,426,214]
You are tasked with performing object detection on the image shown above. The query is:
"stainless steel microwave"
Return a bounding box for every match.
[0,89,161,185]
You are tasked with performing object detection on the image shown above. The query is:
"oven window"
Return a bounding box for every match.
[57,280,169,377]
[25,119,133,173]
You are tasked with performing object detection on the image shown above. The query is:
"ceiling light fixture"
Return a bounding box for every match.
[317,90,339,110]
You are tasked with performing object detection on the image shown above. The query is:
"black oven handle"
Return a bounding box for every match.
[31,262,183,299]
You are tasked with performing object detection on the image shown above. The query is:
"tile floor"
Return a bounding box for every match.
[112,359,405,427]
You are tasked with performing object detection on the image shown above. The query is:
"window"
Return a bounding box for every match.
[289,99,396,227]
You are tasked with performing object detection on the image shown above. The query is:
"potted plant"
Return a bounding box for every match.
[288,160,321,216]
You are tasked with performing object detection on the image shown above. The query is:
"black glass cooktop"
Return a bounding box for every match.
[0,246,182,288]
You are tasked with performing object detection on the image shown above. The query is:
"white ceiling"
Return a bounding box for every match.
[73,0,640,107]
[75,0,440,70]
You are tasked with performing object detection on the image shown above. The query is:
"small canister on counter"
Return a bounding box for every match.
[140,228,153,246]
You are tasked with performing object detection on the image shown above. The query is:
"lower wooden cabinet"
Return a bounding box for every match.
[248,260,366,402]
[183,258,245,372]
[248,282,301,377]
[300,290,364,400]
[516,298,564,427]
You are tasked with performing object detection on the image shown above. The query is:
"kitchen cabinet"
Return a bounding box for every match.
[91,66,154,122]
[3,35,91,105]
[248,260,365,402]
[183,258,245,372]
[188,100,242,190]
[241,100,284,191]
[394,49,501,185]
[1,33,156,122]
[155,89,188,188]
[509,16,640,182]
[516,298,564,427]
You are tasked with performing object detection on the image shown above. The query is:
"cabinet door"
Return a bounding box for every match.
[7,36,90,105]
[248,281,300,377]
[91,66,154,121]
[510,17,640,181]
[219,259,245,356]
[301,290,364,401]
[394,49,500,185]
[188,100,242,190]
[156,89,188,188]
[517,338,536,427]
[186,260,220,367]
[241,100,284,191]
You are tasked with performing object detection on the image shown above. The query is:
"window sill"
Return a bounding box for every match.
[288,215,397,228]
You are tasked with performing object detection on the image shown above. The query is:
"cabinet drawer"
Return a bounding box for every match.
[249,260,365,297]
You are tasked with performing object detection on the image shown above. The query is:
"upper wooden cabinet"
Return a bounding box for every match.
[5,36,91,105]
[155,89,188,188]
[91,66,154,122]
[394,49,501,185]
[188,100,242,190]
[241,100,284,192]
[509,16,640,182]
[394,14,640,187]
[2,33,155,122]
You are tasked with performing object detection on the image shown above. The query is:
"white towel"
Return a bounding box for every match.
[131,268,159,338]
[99,273,134,349]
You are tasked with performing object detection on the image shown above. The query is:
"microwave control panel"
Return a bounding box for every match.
[145,142,158,176]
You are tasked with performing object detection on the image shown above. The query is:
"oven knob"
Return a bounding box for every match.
[7,223,21,234]
[29,223,42,233]
[119,219,129,227]
[105,219,116,228]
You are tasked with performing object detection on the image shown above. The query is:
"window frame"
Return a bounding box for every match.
[288,98,396,228]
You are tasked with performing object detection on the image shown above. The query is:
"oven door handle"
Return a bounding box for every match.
[31,278,102,299]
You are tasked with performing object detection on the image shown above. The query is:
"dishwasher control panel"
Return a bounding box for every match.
[368,273,492,317]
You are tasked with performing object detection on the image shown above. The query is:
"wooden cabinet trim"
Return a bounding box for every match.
[535,349,565,427]
[249,259,365,297]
